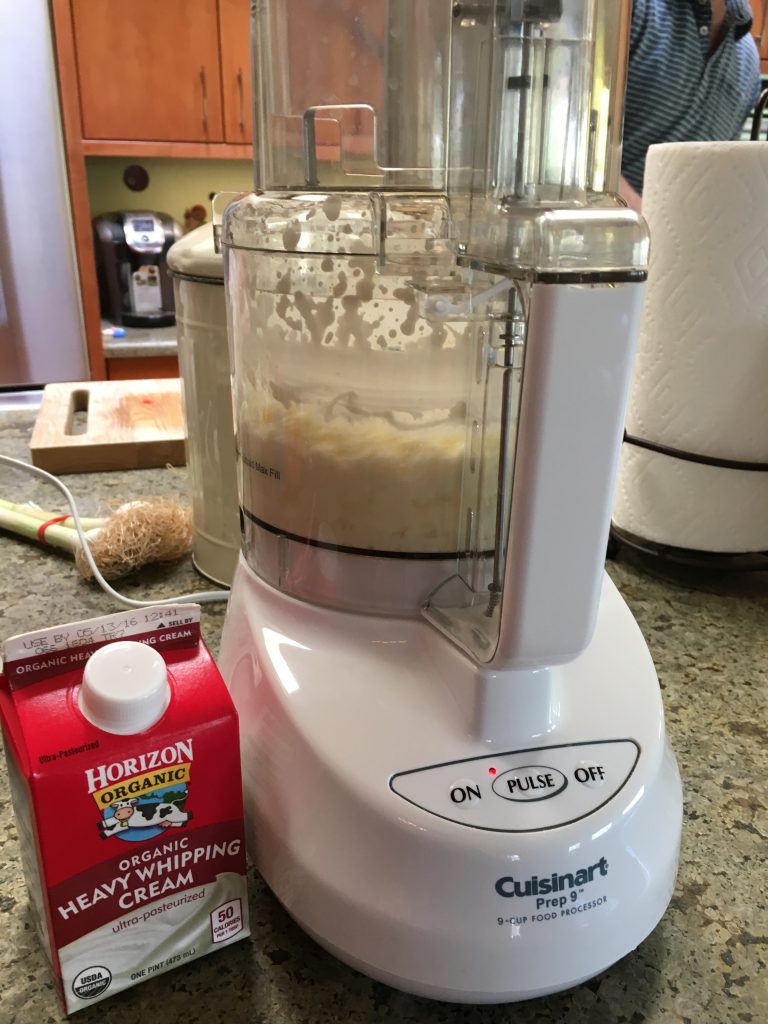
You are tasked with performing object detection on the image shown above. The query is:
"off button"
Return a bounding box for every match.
[492,765,567,802]
[574,761,607,788]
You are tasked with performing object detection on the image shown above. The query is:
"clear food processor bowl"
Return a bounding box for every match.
[224,191,511,612]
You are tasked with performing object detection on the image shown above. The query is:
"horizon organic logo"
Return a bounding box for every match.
[84,738,195,825]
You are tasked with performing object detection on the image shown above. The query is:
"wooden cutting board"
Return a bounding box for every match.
[30,380,186,473]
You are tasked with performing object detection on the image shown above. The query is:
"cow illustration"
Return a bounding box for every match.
[97,799,138,838]
[97,799,191,839]
[130,802,191,829]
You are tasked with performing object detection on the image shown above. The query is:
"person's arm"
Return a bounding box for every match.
[709,0,728,54]
[619,176,642,213]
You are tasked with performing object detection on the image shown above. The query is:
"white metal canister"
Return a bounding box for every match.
[167,224,239,585]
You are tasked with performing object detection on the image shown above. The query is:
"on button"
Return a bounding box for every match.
[449,778,483,807]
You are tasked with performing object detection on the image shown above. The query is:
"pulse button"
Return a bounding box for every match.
[492,765,567,802]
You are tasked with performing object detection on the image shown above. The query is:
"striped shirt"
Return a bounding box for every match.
[621,0,761,193]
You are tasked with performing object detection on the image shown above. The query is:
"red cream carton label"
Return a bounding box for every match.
[0,605,249,1014]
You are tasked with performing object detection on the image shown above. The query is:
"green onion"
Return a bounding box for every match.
[0,498,103,532]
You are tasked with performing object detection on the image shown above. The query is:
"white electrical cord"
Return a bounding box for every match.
[0,453,230,609]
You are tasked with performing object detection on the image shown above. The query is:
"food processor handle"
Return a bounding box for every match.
[487,280,645,671]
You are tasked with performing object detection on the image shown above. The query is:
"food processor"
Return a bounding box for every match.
[218,0,682,1003]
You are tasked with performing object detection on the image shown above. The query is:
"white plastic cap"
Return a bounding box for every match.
[79,641,170,734]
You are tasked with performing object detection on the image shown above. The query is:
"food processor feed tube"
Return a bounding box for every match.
[220,0,682,1002]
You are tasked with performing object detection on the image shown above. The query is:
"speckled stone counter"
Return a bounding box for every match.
[0,409,765,1024]
[101,324,178,360]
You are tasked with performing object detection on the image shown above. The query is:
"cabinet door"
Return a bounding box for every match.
[219,0,253,144]
[752,0,768,59]
[71,0,223,142]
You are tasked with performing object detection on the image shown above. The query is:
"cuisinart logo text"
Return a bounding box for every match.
[496,856,608,898]
[85,739,194,801]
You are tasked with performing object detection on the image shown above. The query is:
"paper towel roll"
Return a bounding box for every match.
[613,142,768,553]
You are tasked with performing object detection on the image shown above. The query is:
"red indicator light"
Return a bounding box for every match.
[488,767,497,776]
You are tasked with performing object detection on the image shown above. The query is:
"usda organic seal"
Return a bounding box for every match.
[72,965,112,999]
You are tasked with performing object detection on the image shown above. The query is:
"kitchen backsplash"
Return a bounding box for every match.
[85,157,253,229]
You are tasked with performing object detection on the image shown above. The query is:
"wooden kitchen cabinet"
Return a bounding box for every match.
[71,0,225,143]
[51,0,253,381]
[219,0,253,144]
[106,356,180,381]
[752,0,768,67]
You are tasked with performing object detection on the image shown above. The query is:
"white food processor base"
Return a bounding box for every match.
[219,556,682,1004]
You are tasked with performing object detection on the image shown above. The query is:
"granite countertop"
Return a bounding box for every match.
[101,324,178,360]
[0,408,765,1024]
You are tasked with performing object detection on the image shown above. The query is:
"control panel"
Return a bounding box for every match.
[124,214,166,254]
[389,740,640,832]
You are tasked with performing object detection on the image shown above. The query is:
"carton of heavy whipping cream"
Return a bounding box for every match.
[0,605,249,1014]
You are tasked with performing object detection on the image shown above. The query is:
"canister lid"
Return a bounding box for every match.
[166,222,223,280]
[79,641,170,734]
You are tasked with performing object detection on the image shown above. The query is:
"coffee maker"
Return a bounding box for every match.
[218,0,682,1003]
[93,211,180,327]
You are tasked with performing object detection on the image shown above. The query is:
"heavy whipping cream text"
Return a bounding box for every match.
[57,837,242,917]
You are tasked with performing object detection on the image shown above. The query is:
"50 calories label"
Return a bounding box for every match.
[211,899,245,944]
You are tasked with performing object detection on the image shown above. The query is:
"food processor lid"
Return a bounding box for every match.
[223,192,378,254]
[167,223,223,281]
